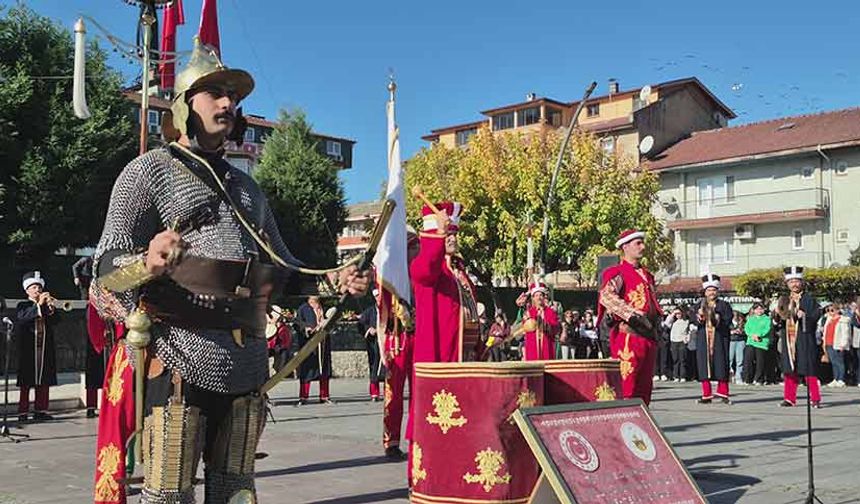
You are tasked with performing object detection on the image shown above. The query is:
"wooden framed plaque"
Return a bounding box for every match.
[513,399,706,504]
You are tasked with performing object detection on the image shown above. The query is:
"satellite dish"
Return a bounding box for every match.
[639,85,652,103]
[639,135,655,155]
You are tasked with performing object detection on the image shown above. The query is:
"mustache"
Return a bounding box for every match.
[215,111,235,121]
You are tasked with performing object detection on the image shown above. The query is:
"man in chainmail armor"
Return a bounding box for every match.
[90,38,367,504]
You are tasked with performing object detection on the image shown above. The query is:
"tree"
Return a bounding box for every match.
[255,109,347,267]
[403,127,673,288]
[0,5,137,267]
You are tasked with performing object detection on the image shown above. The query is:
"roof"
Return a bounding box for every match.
[480,97,569,116]
[646,107,860,171]
[581,116,634,134]
[346,200,383,219]
[122,91,355,144]
[422,119,488,141]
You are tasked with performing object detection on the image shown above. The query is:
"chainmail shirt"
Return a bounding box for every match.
[93,147,299,394]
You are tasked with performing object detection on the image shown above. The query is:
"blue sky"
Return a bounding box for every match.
[20,0,860,203]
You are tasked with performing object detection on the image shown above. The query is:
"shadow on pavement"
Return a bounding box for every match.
[305,488,408,504]
[661,419,742,433]
[689,453,761,504]
[673,427,837,448]
[257,455,402,478]
[684,452,749,472]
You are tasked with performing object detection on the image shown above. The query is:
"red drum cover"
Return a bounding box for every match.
[411,362,545,504]
[542,359,623,405]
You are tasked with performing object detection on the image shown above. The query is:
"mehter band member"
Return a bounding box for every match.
[411,201,481,363]
[15,271,58,423]
[777,266,822,408]
[296,296,335,405]
[521,281,560,361]
[695,274,733,405]
[597,229,662,405]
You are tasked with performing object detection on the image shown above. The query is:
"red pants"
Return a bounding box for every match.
[611,332,658,405]
[299,378,330,400]
[384,335,413,450]
[18,385,50,413]
[783,373,821,405]
[701,380,730,399]
[370,382,381,399]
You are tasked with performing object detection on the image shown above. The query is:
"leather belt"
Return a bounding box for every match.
[140,256,286,335]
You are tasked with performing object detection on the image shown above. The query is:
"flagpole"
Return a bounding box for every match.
[139,9,155,155]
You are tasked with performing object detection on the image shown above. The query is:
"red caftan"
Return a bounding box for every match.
[522,305,560,361]
[410,233,478,363]
[597,259,662,405]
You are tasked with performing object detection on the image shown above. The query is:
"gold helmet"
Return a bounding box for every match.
[171,37,254,136]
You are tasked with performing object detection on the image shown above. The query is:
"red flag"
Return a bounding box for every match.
[159,0,185,90]
[199,0,220,55]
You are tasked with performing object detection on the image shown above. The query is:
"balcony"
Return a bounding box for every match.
[679,251,832,278]
[666,188,828,230]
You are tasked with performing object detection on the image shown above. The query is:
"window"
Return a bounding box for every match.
[147,110,160,134]
[517,107,540,127]
[725,176,735,202]
[800,167,814,180]
[326,140,342,157]
[243,127,255,143]
[792,229,804,250]
[546,107,563,127]
[586,103,600,117]
[835,160,848,176]
[600,136,615,156]
[455,128,477,147]
[697,237,734,271]
[492,112,514,131]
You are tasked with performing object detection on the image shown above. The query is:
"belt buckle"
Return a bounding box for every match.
[234,286,251,299]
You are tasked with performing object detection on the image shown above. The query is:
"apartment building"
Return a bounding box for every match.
[648,107,860,281]
[422,77,735,163]
[337,200,383,260]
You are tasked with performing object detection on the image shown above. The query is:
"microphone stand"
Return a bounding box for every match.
[1,320,29,442]
[800,310,823,504]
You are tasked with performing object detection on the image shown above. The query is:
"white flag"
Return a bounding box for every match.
[372,91,410,303]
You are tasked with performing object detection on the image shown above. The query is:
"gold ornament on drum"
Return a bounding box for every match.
[411,442,428,486]
[463,447,512,493]
[516,390,537,409]
[594,382,617,401]
[425,389,468,434]
[508,390,538,424]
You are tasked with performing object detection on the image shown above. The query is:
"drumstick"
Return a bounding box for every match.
[410,185,444,218]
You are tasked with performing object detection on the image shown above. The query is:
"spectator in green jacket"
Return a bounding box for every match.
[744,303,772,385]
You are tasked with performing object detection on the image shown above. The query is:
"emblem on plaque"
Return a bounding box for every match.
[620,422,656,461]
[559,430,599,472]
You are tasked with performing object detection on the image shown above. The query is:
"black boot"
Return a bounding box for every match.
[385,446,406,461]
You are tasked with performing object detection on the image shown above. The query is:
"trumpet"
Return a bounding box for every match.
[52,299,74,312]
[40,294,73,312]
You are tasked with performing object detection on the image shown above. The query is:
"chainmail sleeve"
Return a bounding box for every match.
[91,152,162,321]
